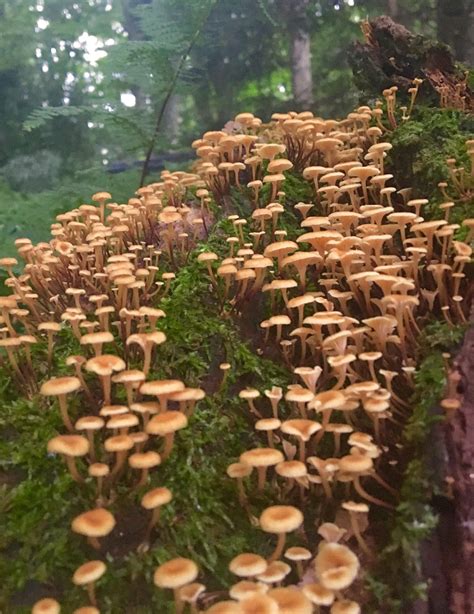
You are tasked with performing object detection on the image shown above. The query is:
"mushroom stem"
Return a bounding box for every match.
[257,466,268,492]
[173,588,184,614]
[87,536,101,550]
[64,455,83,482]
[161,432,175,462]
[145,506,162,542]
[269,532,286,563]
[348,511,371,557]
[236,477,247,506]
[87,582,97,607]
[110,450,128,478]
[101,374,112,406]
[136,468,150,489]
[353,476,393,509]
[58,394,74,432]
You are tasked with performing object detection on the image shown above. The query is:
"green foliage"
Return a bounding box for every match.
[366,321,467,612]
[388,107,474,222]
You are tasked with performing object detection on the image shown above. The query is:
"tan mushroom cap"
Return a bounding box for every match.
[229,553,268,577]
[40,376,81,396]
[72,560,106,585]
[302,583,335,606]
[129,451,161,469]
[204,601,242,614]
[112,369,146,384]
[229,581,268,601]
[73,608,100,614]
[141,486,172,510]
[153,557,198,589]
[99,404,129,417]
[275,460,307,479]
[267,587,312,614]
[146,411,188,435]
[227,462,253,478]
[240,448,284,468]
[76,416,104,431]
[130,401,160,415]
[47,435,89,457]
[71,508,116,538]
[338,453,373,473]
[179,582,206,603]
[256,560,291,584]
[88,463,109,478]
[32,598,61,614]
[38,322,62,333]
[255,418,281,431]
[314,543,359,590]
[259,505,303,534]
[330,600,361,614]
[342,501,369,513]
[104,435,134,453]
[239,594,278,613]
[80,331,114,346]
[285,546,311,562]
[140,379,185,397]
[281,419,321,441]
[85,355,126,375]
[106,413,139,430]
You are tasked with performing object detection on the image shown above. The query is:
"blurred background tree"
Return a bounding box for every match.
[0,0,472,253]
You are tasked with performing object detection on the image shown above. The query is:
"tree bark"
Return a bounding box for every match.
[290,28,313,108]
[436,0,474,64]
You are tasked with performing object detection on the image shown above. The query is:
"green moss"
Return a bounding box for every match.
[366,321,467,612]
[387,107,474,223]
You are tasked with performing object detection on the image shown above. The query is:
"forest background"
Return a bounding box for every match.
[0,0,473,257]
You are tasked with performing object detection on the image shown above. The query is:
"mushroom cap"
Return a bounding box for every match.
[85,355,125,375]
[229,553,268,578]
[240,448,284,468]
[285,546,311,562]
[47,435,89,457]
[140,379,185,397]
[179,582,206,603]
[314,543,359,590]
[32,598,61,614]
[331,600,361,614]
[40,376,81,396]
[71,508,116,537]
[255,418,281,432]
[302,583,335,606]
[99,404,129,417]
[88,463,109,478]
[80,331,114,346]
[38,322,62,333]
[129,451,161,469]
[104,434,134,453]
[259,505,303,534]
[275,460,307,479]
[146,411,188,435]
[204,601,242,614]
[153,557,198,589]
[267,587,312,614]
[75,416,104,431]
[73,608,100,614]
[72,560,106,585]
[338,453,373,473]
[256,560,291,583]
[229,581,268,601]
[106,413,139,430]
[141,486,172,510]
[239,594,278,613]
[342,501,369,513]
[281,419,321,441]
[227,462,253,479]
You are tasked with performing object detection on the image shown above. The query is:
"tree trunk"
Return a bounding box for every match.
[437,0,474,64]
[290,28,313,108]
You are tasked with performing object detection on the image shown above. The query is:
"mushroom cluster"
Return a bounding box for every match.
[2,83,470,613]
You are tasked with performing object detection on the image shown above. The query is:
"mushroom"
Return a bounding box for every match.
[40,376,81,432]
[72,560,106,606]
[227,462,253,505]
[229,553,268,579]
[129,450,161,488]
[240,448,284,492]
[47,435,89,482]
[146,410,188,461]
[85,355,126,406]
[71,508,116,550]
[154,558,198,614]
[267,587,312,614]
[284,546,311,579]
[259,505,303,562]
[32,599,61,614]
[141,486,173,544]
[314,542,359,591]
[341,501,371,557]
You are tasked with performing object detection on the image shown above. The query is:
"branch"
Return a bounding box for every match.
[139,0,217,187]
